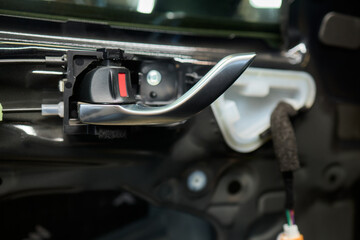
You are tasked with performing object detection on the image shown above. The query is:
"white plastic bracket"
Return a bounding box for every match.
[211,67,316,153]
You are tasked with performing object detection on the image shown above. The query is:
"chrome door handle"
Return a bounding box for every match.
[78,53,255,125]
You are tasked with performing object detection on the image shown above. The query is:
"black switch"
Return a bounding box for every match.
[77,66,135,104]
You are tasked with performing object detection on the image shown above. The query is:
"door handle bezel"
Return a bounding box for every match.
[78,53,256,125]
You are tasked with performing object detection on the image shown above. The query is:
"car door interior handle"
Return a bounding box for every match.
[78,53,256,125]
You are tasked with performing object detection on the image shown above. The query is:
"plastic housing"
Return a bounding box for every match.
[211,67,316,153]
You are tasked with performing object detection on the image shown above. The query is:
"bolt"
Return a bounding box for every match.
[187,170,207,192]
[146,70,162,86]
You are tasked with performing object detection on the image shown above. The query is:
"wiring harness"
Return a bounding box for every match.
[271,102,304,240]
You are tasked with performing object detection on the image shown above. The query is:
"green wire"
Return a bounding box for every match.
[285,209,292,226]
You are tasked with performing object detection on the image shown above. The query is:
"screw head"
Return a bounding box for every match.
[146,70,162,86]
[187,170,207,192]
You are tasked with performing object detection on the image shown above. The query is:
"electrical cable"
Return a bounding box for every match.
[271,102,303,240]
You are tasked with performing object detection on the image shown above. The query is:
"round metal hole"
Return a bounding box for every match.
[329,174,337,184]
[187,170,207,192]
[150,91,157,98]
[228,180,241,195]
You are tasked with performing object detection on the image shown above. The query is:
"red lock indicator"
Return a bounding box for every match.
[118,73,128,97]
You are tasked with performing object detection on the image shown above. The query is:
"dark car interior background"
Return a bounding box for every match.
[0,0,359,240]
